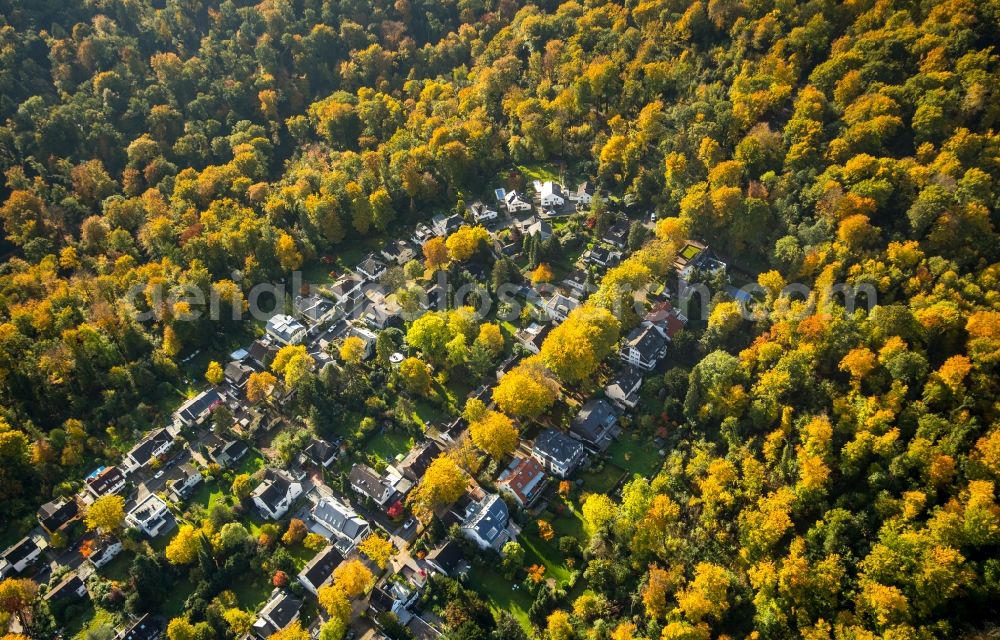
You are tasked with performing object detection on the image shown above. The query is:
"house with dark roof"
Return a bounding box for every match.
[356,253,387,281]
[246,339,279,371]
[118,613,164,640]
[297,545,344,596]
[293,293,338,326]
[45,572,88,604]
[412,223,434,245]
[302,438,338,468]
[167,464,203,501]
[349,464,395,507]
[468,201,498,224]
[369,568,425,626]
[86,466,127,498]
[525,219,553,241]
[252,469,303,520]
[495,355,520,381]
[458,493,516,552]
[583,245,622,269]
[224,360,254,388]
[124,428,174,472]
[570,399,620,451]
[503,190,532,213]
[620,323,668,371]
[531,428,586,478]
[515,322,551,355]
[381,238,419,265]
[0,536,44,577]
[86,537,123,569]
[37,498,79,535]
[126,494,174,538]
[424,540,466,577]
[561,268,590,296]
[311,497,370,551]
[329,273,365,305]
[605,367,644,410]
[601,219,630,249]
[207,437,249,469]
[644,302,688,341]
[175,389,223,427]
[568,181,594,205]
[392,441,442,483]
[252,589,302,639]
[497,456,548,509]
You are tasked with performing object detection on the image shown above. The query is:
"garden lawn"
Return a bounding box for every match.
[519,530,573,585]
[69,605,116,640]
[607,434,664,478]
[466,564,533,631]
[516,163,562,184]
[233,574,273,610]
[367,428,413,463]
[579,463,624,496]
[161,576,196,618]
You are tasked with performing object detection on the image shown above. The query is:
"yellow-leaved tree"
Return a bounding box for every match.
[469,410,519,459]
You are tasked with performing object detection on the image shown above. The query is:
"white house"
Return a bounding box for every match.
[605,367,644,410]
[311,497,371,551]
[469,202,498,223]
[293,294,338,326]
[252,589,302,639]
[86,537,123,569]
[532,429,587,478]
[123,428,173,472]
[568,181,594,205]
[126,494,173,538]
[459,493,516,552]
[252,469,303,520]
[356,254,387,281]
[85,466,126,498]
[265,314,307,345]
[349,464,395,507]
[0,537,44,577]
[539,181,565,207]
[503,190,532,212]
[619,323,668,371]
[543,293,580,323]
[297,545,344,596]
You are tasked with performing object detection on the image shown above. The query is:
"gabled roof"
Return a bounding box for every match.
[515,323,551,351]
[86,466,125,496]
[208,437,249,466]
[266,314,306,343]
[294,294,336,323]
[176,388,223,424]
[533,428,584,464]
[38,498,78,532]
[253,469,294,511]
[644,302,687,339]
[462,494,509,546]
[425,540,464,575]
[497,457,547,506]
[369,586,396,614]
[303,438,338,466]
[45,573,86,602]
[299,545,344,591]
[247,339,279,368]
[312,497,369,540]
[126,428,172,467]
[607,367,644,396]
[571,399,618,443]
[624,323,667,359]
[330,273,365,299]
[575,181,594,197]
[544,293,580,318]
[350,464,393,502]
[395,441,442,482]
[225,360,254,385]
[119,613,163,640]
[357,253,387,276]
[2,537,40,566]
[602,219,630,244]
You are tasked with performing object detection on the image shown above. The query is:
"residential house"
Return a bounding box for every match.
[503,190,532,212]
[348,325,378,359]
[393,441,442,483]
[302,438,338,469]
[369,568,425,626]
[458,493,516,552]
[207,437,249,469]
[86,537,123,569]
[297,545,344,596]
[424,540,466,577]
[357,253,388,281]
[601,219,630,249]
[37,498,79,535]
[605,367,644,410]
[126,494,173,538]
[412,223,434,245]
[329,273,365,306]
[423,281,447,311]
[86,466,126,498]
[363,298,403,331]
[265,314,307,345]
[349,464,395,507]
[381,239,419,266]
[118,613,164,640]
[252,589,302,639]
[45,572,88,604]
[619,323,668,371]
[311,497,371,550]
[675,241,726,280]
[496,456,548,509]
[0,537,44,577]
[525,219,553,241]
[252,469,303,520]
[539,181,565,207]
[496,355,519,381]
[643,302,687,341]
[293,294,338,326]
[568,181,594,205]
[560,269,590,297]
[432,213,464,236]
[570,399,620,451]
[469,202,498,223]
[542,293,580,323]
[124,428,174,472]
[532,429,586,478]
[167,464,203,501]
[583,245,622,269]
[224,360,254,388]
[515,322,551,355]
[175,389,223,427]
[246,339,279,371]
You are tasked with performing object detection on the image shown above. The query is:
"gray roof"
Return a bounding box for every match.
[426,540,464,575]
[38,498,78,531]
[396,441,442,482]
[126,429,172,466]
[300,545,344,590]
[312,497,368,540]
[463,494,509,546]
[625,324,667,360]
[608,367,644,395]
[253,469,293,511]
[571,399,618,443]
[533,428,584,464]
[350,464,392,502]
